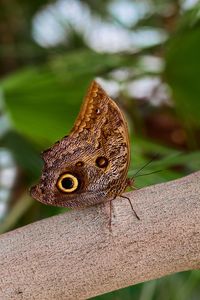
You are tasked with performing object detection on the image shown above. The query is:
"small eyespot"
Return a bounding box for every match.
[57,174,79,193]
[97,141,101,149]
[76,161,84,167]
[96,156,109,168]
[95,108,101,114]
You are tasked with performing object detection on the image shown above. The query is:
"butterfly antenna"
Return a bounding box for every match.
[131,154,159,179]
[134,169,163,178]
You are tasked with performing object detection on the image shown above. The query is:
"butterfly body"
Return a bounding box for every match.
[31,81,131,208]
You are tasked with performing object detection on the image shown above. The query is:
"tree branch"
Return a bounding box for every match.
[0,172,200,299]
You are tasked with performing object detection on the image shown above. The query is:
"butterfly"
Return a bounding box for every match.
[30,80,139,222]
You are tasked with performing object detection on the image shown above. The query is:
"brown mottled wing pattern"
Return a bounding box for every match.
[70,81,130,197]
[31,81,130,208]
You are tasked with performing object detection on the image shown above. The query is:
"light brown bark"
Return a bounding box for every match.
[0,171,200,300]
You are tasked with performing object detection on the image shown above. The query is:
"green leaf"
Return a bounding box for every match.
[128,137,200,188]
[165,21,200,127]
[2,131,42,180]
[1,50,131,148]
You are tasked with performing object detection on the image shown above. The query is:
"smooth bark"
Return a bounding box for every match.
[0,171,200,299]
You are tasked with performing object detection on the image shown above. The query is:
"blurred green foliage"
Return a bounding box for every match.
[0,0,200,299]
[165,22,200,128]
[2,51,133,145]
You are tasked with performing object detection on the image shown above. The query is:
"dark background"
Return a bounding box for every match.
[0,0,200,299]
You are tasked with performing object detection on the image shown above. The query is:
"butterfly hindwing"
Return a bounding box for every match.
[31,81,130,208]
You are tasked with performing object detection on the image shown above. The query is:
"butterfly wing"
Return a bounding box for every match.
[31,81,130,208]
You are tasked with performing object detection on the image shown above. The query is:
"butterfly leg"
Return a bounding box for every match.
[109,198,118,231]
[120,195,140,220]
[109,200,112,231]
[103,200,115,232]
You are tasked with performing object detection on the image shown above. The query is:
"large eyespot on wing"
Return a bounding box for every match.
[57,173,79,193]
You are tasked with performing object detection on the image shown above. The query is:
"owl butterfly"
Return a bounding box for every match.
[30,80,139,224]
